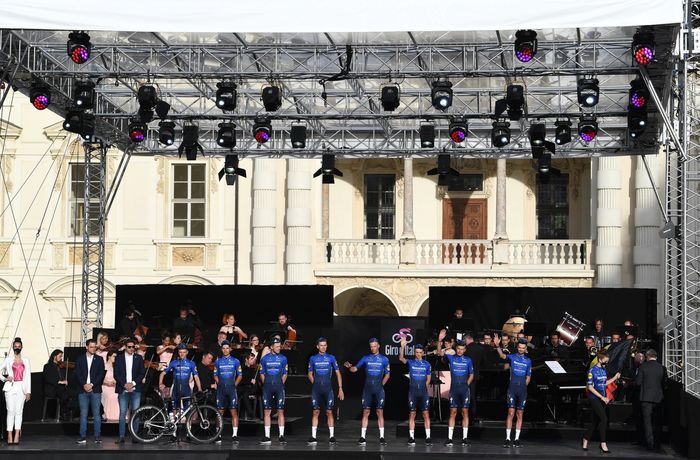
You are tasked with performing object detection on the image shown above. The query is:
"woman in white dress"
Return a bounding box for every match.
[1,337,31,444]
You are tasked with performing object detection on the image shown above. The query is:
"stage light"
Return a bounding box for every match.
[73,80,95,109]
[514,30,538,63]
[217,122,236,148]
[138,85,158,111]
[179,125,203,161]
[380,84,400,111]
[427,154,459,186]
[215,81,237,111]
[63,109,84,134]
[218,155,247,186]
[529,123,546,148]
[632,31,655,66]
[128,121,147,143]
[67,31,91,64]
[313,154,343,184]
[448,118,468,143]
[506,84,525,120]
[577,78,599,108]
[538,153,552,174]
[78,113,95,141]
[262,85,282,112]
[555,120,572,145]
[158,121,176,146]
[419,123,435,148]
[629,78,649,109]
[578,115,598,142]
[290,123,307,149]
[253,117,272,144]
[491,121,511,148]
[628,108,648,139]
[431,80,453,110]
[29,83,50,110]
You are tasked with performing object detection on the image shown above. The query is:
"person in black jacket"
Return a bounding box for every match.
[239,353,260,420]
[113,338,146,443]
[635,349,667,451]
[172,307,202,344]
[74,339,106,444]
[42,350,70,420]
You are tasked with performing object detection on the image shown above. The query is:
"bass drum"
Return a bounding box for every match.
[555,313,585,347]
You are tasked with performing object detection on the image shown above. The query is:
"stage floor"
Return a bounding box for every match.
[0,421,681,459]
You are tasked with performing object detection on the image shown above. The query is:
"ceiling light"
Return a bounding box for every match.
[577,78,599,108]
[632,31,655,66]
[313,154,343,184]
[158,121,176,146]
[419,123,435,148]
[217,122,236,148]
[216,81,237,111]
[291,123,307,149]
[253,117,272,144]
[578,115,598,143]
[427,154,459,186]
[128,121,147,143]
[431,81,453,110]
[262,85,282,112]
[73,80,95,109]
[491,121,511,148]
[218,155,246,186]
[554,120,572,145]
[448,118,468,143]
[67,31,91,64]
[514,30,538,63]
[29,83,50,110]
[380,84,400,111]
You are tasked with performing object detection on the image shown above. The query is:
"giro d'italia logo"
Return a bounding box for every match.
[392,328,414,344]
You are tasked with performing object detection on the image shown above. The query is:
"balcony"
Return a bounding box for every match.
[316,238,593,278]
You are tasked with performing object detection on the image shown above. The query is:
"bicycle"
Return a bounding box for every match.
[129,389,222,444]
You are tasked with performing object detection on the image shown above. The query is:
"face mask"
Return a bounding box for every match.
[13,348,21,355]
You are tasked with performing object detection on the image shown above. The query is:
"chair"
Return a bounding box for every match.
[41,396,60,422]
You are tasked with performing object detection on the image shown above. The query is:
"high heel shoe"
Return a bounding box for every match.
[581,439,588,451]
[600,446,611,454]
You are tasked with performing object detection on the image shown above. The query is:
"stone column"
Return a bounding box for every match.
[401,157,415,239]
[633,156,661,295]
[285,159,313,283]
[494,158,508,240]
[321,184,329,240]
[595,157,623,287]
[252,158,277,284]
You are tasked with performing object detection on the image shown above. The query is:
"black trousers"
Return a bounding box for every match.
[584,397,608,443]
[641,402,661,448]
[238,385,258,419]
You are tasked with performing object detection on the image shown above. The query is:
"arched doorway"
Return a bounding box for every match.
[416,297,429,317]
[334,287,399,316]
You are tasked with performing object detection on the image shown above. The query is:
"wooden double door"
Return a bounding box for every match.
[441,198,487,264]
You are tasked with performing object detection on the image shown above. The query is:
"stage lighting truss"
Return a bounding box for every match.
[128,120,147,143]
[29,82,50,110]
[217,122,236,148]
[313,154,343,184]
[629,78,649,109]
[449,118,468,143]
[427,154,459,186]
[419,123,436,148]
[632,31,655,66]
[73,80,95,109]
[491,120,511,148]
[218,154,246,186]
[514,30,538,63]
[380,84,400,111]
[290,123,307,149]
[577,78,599,108]
[158,121,176,146]
[554,120,572,145]
[262,85,282,112]
[67,31,91,64]
[578,115,599,143]
[253,116,272,144]
[431,80,453,110]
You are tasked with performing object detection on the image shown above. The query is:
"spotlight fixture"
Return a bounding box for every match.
[216,122,236,148]
[529,123,546,148]
[431,80,453,110]
[578,115,598,142]
[29,83,50,110]
[491,121,511,148]
[554,120,572,145]
[78,113,95,141]
[514,30,538,63]
[178,125,203,161]
[427,154,459,186]
[73,80,95,109]
[128,121,147,143]
[158,121,176,146]
[632,31,655,66]
[577,78,599,108]
[218,154,247,186]
[290,123,307,149]
[535,153,561,184]
[448,118,468,143]
[628,108,648,139]
[253,117,272,144]
[380,84,400,111]
[215,81,237,111]
[138,85,158,111]
[419,123,435,148]
[262,85,282,112]
[67,31,91,64]
[506,85,525,120]
[63,109,84,134]
[629,78,649,109]
[313,154,343,184]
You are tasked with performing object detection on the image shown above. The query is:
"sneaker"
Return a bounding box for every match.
[462,438,470,446]
[307,437,317,444]
[215,437,222,444]
[407,437,416,445]
[94,438,102,444]
[513,439,522,447]
[114,438,125,444]
[379,437,387,445]
[76,438,87,445]
[260,436,272,445]
[503,439,512,448]
[425,438,432,446]
[279,436,287,444]
[444,438,453,446]
[231,436,238,443]
[329,436,337,444]
[357,437,366,445]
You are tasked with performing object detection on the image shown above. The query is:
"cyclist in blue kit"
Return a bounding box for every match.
[307,337,344,444]
[259,338,288,445]
[398,337,432,445]
[495,336,531,448]
[437,331,474,446]
[213,341,242,443]
[159,343,203,416]
[344,338,390,445]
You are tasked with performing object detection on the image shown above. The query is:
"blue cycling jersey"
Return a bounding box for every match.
[214,356,241,384]
[308,353,339,384]
[259,352,288,384]
[164,358,198,382]
[445,354,474,385]
[355,354,390,384]
[587,365,608,395]
[507,353,532,385]
[407,359,431,390]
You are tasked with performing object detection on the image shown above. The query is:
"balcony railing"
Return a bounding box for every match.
[416,240,492,266]
[325,239,400,265]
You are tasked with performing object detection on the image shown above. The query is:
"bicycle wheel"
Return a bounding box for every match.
[129,405,169,443]
[186,404,222,444]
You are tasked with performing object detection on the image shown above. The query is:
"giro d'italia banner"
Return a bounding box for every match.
[380,318,426,363]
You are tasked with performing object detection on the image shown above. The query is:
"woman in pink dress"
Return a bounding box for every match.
[101,351,120,421]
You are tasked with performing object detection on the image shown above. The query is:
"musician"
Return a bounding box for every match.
[442,336,456,356]
[399,338,431,446]
[159,343,202,415]
[114,338,146,444]
[271,313,297,345]
[213,341,242,443]
[259,338,288,445]
[196,352,217,392]
[156,332,175,368]
[438,334,474,446]
[238,353,260,420]
[220,314,247,346]
[515,332,536,351]
[307,337,344,445]
[494,338,531,448]
[499,333,515,355]
[584,336,597,367]
[43,350,70,421]
[439,308,465,338]
[247,334,262,361]
[611,333,622,344]
[2,338,31,444]
[95,331,112,360]
[75,339,106,444]
[582,349,620,454]
[591,319,607,350]
[117,306,145,343]
[209,331,228,359]
[172,306,202,344]
[344,338,391,445]
[545,332,569,363]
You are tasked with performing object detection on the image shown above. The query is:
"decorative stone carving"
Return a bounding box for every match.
[0,243,10,269]
[52,242,66,270]
[209,160,219,194]
[2,155,14,194]
[173,246,204,266]
[205,243,218,270]
[156,243,169,270]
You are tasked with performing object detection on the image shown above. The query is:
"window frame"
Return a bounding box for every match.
[535,173,570,239]
[363,173,396,240]
[171,163,207,238]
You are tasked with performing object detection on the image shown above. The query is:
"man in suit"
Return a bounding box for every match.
[635,349,667,451]
[74,339,106,444]
[114,337,146,443]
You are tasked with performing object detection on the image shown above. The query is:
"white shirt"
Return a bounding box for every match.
[86,353,94,385]
[125,353,134,384]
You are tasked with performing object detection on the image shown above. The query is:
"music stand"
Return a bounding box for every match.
[446,319,474,342]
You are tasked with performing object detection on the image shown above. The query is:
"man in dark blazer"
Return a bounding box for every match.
[635,348,667,451]
[114,337,146,443]
[74,339,106,444]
